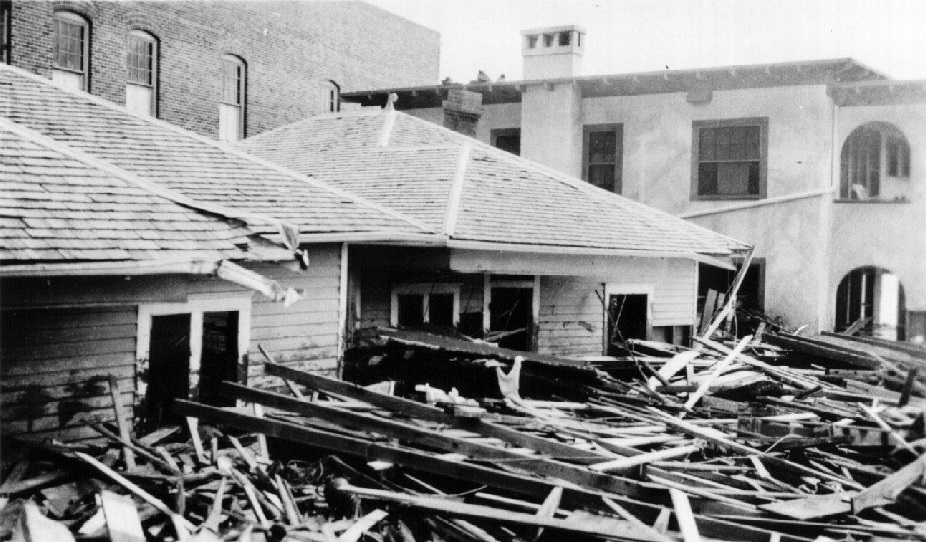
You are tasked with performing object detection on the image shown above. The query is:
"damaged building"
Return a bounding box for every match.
[344,25,926,343]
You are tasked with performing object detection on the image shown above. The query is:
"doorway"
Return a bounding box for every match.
[606,294,649,355]
[489,287,533,351]
[147,313,191,426]
[199,311,240,407]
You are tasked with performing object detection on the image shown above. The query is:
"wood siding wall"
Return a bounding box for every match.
[538,260,697,358]
[0,244,343,441]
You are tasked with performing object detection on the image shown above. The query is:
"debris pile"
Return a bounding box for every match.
[2,321,926,541]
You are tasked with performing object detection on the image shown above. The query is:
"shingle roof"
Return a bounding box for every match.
[0,120,275,264]
[241,109,747,256]
[0,64,430,239]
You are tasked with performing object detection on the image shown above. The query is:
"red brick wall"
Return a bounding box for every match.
[7,0,440,138]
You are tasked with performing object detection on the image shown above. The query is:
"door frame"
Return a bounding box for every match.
[602,283,653,353]
[137,293,253,398]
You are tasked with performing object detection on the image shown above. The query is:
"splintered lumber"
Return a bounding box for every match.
[263,363,611,463]
[684,336,751,410]
[647,351,700,391]
[590,443,703,473]
[852,454,926,513]
[758,493,855,521]
[669,489,701,542]
[12,502,76,542]
[763,334,881,369]
[695,337,820,390]
[336,482,665,541]
[108,375,137,470]
[72,452,196,532]
[98,490,145,542]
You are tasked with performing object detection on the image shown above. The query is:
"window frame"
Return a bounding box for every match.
[219,54,247,141]
[125,30,158,116]
[53,11,90,90]
[390,283,461,327]
[490,128,521,156]
[602,283,654,354]
[582,123,623,194]
[1,0,11,65]
[690,117,768,201]
[839,122,911,201]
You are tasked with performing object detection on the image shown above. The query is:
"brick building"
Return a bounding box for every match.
[0,0,440,139]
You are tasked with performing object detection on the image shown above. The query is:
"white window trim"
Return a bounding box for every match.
[390,283,461,326]
[136,293,253,381]
[602,283,654,353]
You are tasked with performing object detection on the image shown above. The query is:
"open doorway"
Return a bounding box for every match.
[147,313,191,426]
[836,266,906,340]
[606,293,649,356]
[489,287,533,351]
[199,311,240,407]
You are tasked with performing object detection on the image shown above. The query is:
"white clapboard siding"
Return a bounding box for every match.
[0,244,345,440]
[537,258,697,358]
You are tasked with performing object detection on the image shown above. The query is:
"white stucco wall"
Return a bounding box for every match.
[832,104,926,314]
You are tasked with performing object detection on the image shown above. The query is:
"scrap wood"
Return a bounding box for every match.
[684,336,751,410]
[99,490,145,542]
[669,488,701,542]
[108,375,137,471]
[334,481,665,541]
[852,453,926,513]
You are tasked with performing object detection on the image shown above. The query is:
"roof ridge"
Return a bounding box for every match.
[442,141,471,236]
[244,108,384,144]
[0,115,295,240]
[0,63,435,236]
[395,112,745,253]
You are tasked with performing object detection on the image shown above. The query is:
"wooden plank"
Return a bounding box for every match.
[337,482,664,541]
[109,375,136,470]
[263,363,612,462]
[669,488,701,542]
[590,444,703,473]
[853,454,926,513]
[684,336,750,410]
[99,490,145,542]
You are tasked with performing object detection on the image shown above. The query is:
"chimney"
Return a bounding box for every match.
[521,25,585,80]
[442,89,484,137]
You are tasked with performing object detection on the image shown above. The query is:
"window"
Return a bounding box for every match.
[558,31,571,46]
[52,11,89,91]
[125,30,157,116]
[835,267,906,341]
[1,0,11,64]
[323,80,340,113]
[219,55,246,141]
[526,35,538,49]
[692,118,767,199]
[603,284,653,355]
[491,128,520,156]
[390,283,460,328]
[583,124,623,193]
[840,122,910,200]
[543,33,554,47]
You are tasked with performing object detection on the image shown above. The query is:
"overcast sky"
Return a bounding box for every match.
[364,0,926,83]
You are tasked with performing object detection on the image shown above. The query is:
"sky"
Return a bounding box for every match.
[364,0,926,83]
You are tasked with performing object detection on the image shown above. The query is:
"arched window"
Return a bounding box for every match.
[324,80,340,113]
[840,122,910,200]
[835,266,906,340]
[52,11,89,91]
[125,30,157,116]
[219,54,246,141]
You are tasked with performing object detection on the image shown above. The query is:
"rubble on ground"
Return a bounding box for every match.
[3,308,926,541]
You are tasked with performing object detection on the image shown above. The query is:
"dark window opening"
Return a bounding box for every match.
[490,287,533,351]
[491,128,520,156]
[198,311,239,407]
[427,293,455,328]
[147,313,191,427]
[698,260,765,313]
[1,0,11,64]
[397,294,424,327]
[543,33,554,47]
[583,124,623,193]
[606,294,648,355]
[558,32,571,46]
[526,35,538,49]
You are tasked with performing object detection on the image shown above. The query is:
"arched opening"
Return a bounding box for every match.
[219,54,246,141]
[52,11,90,91]
[835,266,906,340]
[840,122,911,200]
[323,80,340,113]
[125,30,158,116]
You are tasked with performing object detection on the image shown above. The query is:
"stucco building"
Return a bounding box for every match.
[0,0,440,140]
[345,25,926,342]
